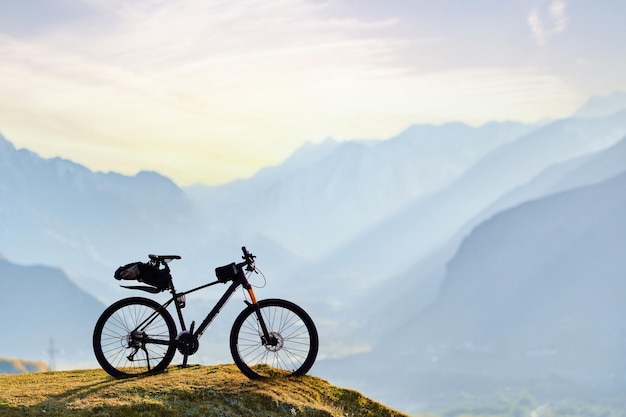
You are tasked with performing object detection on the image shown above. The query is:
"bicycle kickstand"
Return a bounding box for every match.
[182,350,189,368]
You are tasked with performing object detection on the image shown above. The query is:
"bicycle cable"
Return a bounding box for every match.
[248,267,267,289]
[241,267,267,302]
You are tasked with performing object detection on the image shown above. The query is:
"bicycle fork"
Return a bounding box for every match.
[246,287,278,347]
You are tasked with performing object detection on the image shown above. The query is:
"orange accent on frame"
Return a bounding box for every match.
[247,288,258,304]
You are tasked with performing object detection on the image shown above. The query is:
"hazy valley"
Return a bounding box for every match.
[1,91,626,414]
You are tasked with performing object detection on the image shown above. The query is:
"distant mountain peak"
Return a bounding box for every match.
[574,90,626,119]
[293,136,338,153]
[0,132,14,148]
[0,133,182,195]
[0,134,17,162]
[132,170,182,194]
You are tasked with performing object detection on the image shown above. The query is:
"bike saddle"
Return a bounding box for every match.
[149,254,182,261]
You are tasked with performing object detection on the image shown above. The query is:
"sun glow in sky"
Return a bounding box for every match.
[1,0,625,185]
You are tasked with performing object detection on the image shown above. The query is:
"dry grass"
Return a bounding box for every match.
[0,364,409,416]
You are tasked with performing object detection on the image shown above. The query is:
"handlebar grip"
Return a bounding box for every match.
[241,246,255,261]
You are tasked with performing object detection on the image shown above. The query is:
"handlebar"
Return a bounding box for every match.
[239,246,256,271]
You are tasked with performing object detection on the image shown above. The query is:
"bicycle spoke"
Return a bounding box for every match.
[231,299,318,378]
[94,297,176,378]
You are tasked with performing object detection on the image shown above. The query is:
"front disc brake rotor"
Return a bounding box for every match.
[265,332,284,352]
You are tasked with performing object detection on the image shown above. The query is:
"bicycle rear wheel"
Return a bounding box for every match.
[230,298,318,379]
[93,297,177,378]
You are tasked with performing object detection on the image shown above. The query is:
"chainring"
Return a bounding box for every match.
[176,332,200,356]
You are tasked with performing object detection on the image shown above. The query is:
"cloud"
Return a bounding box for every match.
[528,0,568,45]
[0,0,410,183]
[0,0,584,185]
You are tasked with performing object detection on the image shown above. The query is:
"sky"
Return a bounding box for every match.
[1,0,625,186]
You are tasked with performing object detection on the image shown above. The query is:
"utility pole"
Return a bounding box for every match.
[46,338,59,371]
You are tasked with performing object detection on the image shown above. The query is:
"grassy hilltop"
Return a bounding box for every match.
[0,364,409,417]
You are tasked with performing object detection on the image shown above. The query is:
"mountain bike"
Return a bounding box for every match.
[92,247,318,379]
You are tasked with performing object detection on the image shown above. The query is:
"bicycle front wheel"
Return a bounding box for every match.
[230,298,319,379]
[93,297,177,378]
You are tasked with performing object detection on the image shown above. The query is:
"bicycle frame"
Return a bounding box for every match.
[132,261,272,363]
[172,273,245,336]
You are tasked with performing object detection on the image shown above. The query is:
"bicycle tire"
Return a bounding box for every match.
[230,298,319,379]
[93,297,177,378]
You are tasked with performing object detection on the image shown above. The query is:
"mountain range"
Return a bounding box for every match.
[0,357,48,374]
[343,161,626,411]
[0,257,105,368]
[1,91,626,413]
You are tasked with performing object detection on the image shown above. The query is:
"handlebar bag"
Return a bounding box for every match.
[215,262,238,283]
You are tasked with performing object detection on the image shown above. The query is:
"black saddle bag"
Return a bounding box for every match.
[114,262,171,291]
